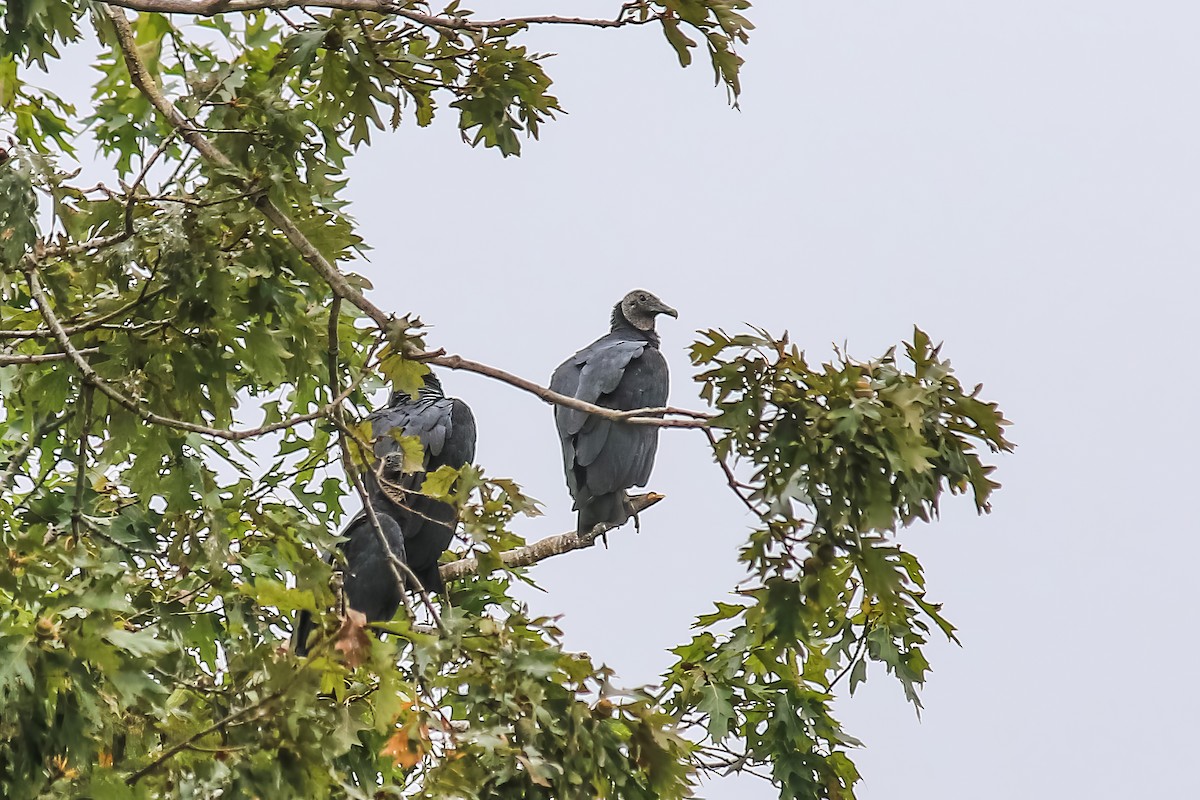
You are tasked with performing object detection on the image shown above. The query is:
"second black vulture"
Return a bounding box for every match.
[293,371,475,655]
[363,371,476,595]
[551,289,677,534]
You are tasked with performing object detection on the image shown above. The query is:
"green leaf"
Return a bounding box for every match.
[697,681,735,740]
[102,628,174,659]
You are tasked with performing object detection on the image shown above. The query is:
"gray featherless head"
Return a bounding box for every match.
[616,289,678,331]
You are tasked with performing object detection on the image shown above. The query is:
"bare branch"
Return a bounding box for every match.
[80,515,164,557]
[827,628,869,692]
[345,466,421,623]
[439,492,664,582]
[71,386,94,537]
[38,229,133,259]
[426,353,710,429]
[702,426,758,515]
[125,689,287,785]
[103,0,658,32]
[0,348,99,364]
[328,402,447,635]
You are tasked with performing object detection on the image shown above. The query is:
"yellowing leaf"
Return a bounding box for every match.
[378,348,427,398]
[387,431,426,474]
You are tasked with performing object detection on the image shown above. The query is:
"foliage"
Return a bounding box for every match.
[662,329,1012,796]
[0,2,1009,799]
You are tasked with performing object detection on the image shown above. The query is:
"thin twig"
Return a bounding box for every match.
[0,347,100,363]
[0,286,169,340]
[827,629,870,692]
[9,461,57,514]
[335,418,448,636]
[124,689,286,785]
[126,616,341,784]
[102,4,394,332]
[702,426,758,515]
[0,414,64,490]
[81,516,164,557]
[71,386,94,537]
[325,294,438,627]
[101,6,713,435]
[126,577,216,623]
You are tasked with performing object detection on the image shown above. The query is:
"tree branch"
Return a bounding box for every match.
[439,493,664,582]
[702,426,758,515]
[71,386,94,537]
[103,0,657,31]
[124,689,286,785]
[426,352,711,429]
[328,402,448,635]
[0,348,99,364]
[25,267,362,442]
[0,287,166,340]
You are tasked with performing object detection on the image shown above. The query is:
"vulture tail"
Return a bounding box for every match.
[577,492,632,536]
[292,610,316,657]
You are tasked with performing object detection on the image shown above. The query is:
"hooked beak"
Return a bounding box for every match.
[656,302,679,319]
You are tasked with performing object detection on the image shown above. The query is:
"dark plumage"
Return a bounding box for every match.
[364,372,477,595]
[551,289,676,534]
[293,371,475,655]
[339,510,407,624]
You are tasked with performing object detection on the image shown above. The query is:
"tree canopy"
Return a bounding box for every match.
[0,3,1012,798]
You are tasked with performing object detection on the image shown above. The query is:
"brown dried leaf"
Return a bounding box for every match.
[380,729,426,769]
[333,608,371,668]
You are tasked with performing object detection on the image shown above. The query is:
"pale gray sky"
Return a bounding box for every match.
[32,1,1200,797]
[343,2,1200,798]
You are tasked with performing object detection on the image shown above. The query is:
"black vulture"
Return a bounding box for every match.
[363,371,477,595]
[551,289,677,534]
[293,371,475,655]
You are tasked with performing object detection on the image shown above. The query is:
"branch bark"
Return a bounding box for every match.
[0,414,65,490]
[0,348,99,364]
[426,352,711,429]
[439,492,664,582]
[125,689,286,785]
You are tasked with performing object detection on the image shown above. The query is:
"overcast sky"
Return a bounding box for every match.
[340,2,1200,798]
[33,1,1200,797]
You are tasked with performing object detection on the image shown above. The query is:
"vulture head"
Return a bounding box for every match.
[615,289,679,332]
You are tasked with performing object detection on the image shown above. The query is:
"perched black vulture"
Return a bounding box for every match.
[551,289,677,534]
[363,371,477,595]
[293,371,475,655]
[338,510,407,624]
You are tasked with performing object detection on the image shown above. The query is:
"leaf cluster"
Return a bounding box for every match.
[657,328,1013,798]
